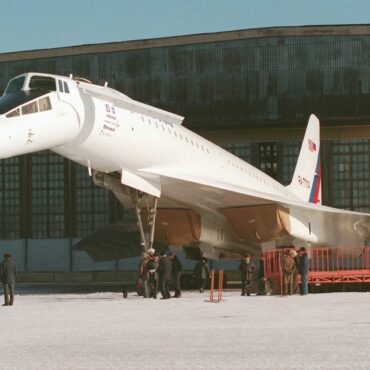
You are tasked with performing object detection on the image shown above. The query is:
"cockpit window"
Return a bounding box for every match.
[4,76,25,94]
[29,76,56,91]
[21,101,38,115]
[5,95,52,118]
[58,80,64,92]
[39,96,51,111]
[5,108,20,118]
[63,82,70,93]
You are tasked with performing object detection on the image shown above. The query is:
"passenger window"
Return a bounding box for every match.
[58,80,64,92]
[5,108,21,118]
[39,96,52,111]
[63,82,70,93]
[22,101,38,115]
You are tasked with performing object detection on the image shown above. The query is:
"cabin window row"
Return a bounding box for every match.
[224,157,290,198]
[138,113,210,154]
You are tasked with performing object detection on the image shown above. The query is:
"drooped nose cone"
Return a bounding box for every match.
[0,92,80,159]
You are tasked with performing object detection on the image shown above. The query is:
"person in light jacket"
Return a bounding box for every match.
[282,249,296,295]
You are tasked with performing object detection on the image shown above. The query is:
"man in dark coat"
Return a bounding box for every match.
[170,252,183,298]
[298,247,309,295]
[158,252,172,299]
[194,258,210,293]
[0,253,17,306]
[138,252,149,298]
[239,253,256,296]
[257,255,267,295]
[291,249,299,294]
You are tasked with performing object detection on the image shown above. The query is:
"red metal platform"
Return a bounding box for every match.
[263,246,370,294]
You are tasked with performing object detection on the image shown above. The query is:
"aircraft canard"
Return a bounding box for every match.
[1,72,369,260]
[77,79,184,126]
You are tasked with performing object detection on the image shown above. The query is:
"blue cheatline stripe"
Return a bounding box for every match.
[309,152,321,203]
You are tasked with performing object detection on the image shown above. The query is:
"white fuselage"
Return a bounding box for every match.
[52,80,303,256]
[56,82,297,202]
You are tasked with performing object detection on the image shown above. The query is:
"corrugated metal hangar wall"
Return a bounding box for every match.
[0,25,370,276]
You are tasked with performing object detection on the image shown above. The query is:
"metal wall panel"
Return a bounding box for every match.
[2,34,370,128]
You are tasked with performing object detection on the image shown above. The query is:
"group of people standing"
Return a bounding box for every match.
[282,247,309,296]
[138,249,183,299]
[138,251,214,298]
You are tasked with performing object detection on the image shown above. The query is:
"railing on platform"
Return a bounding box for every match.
[263,246,370,293]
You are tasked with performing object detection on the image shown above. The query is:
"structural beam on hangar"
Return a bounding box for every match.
[2,24,370,62]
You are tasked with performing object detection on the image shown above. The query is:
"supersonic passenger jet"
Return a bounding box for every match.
[1,72,370,259]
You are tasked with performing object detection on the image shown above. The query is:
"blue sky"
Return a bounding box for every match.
[0,0,369,53]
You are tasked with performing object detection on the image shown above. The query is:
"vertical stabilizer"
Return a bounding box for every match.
[287,114,321,204]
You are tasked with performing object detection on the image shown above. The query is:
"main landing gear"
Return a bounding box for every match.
[131,190,158,252]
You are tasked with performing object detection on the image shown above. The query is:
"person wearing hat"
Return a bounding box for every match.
[298,247,309,295]
[239,253,256,296]
[0,253,17,306]
[282,249,296,295]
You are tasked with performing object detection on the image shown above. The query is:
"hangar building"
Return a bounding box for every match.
[1,24,370,280]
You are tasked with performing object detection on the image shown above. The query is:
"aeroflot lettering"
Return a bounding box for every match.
[100,103,120,137]
[103,124,115,131]
[298,175,311,189]
[105,104,115,115]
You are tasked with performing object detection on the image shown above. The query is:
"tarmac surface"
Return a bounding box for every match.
[0,291,369,370]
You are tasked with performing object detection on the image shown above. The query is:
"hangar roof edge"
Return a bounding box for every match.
[1,24,370,62]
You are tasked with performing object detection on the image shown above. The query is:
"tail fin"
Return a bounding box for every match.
[286,114,321,204]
